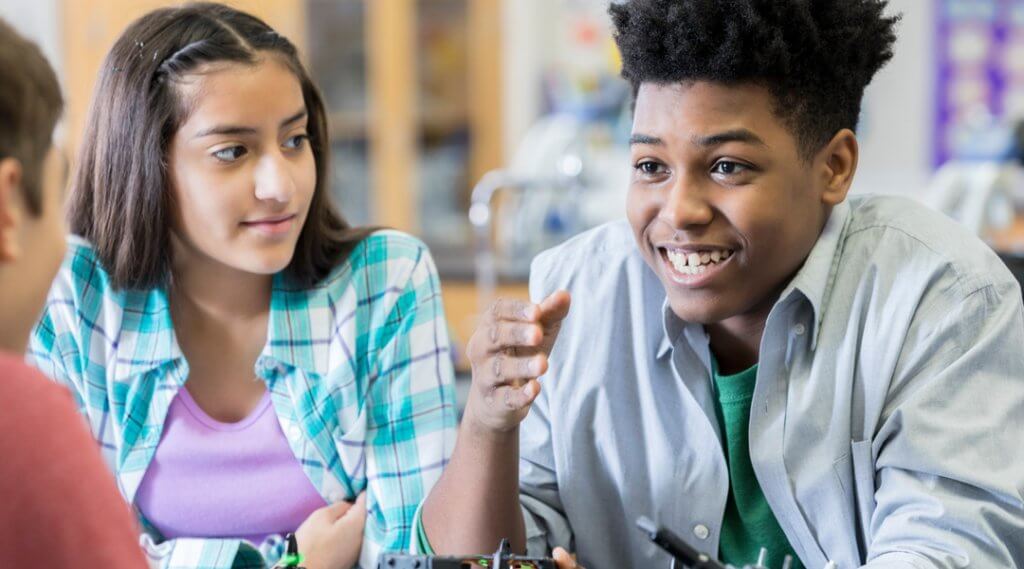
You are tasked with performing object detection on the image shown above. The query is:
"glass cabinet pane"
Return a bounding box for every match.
[306,0,371,226]
[416,0,473,249]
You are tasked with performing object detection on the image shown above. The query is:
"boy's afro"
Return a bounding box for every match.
[610,0,900,157]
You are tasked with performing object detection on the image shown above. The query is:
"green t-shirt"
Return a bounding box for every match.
[712,360,802,569]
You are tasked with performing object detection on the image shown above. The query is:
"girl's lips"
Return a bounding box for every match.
[241,214,296,236]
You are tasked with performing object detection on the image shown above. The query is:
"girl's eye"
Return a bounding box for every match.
[284,134,309,150]
[213,145,247,163]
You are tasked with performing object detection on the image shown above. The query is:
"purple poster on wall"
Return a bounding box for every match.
[935,0,1024,166]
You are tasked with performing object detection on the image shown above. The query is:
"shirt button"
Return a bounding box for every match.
[693,524,710,540]
[287,425,303,442]
[793,323,807,336]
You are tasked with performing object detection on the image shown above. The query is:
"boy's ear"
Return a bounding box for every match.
[0,157,25,263]
[817,129,859,207]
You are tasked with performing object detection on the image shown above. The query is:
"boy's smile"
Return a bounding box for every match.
[627,81,851,330]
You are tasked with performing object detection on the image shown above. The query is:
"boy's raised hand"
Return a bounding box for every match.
[464,291,571,433]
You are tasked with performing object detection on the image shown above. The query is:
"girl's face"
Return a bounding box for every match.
[167,55,315,278]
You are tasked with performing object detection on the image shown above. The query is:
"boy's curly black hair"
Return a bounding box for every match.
[610,0,900,158]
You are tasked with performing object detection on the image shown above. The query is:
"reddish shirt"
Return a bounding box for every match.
[0,352,146,568]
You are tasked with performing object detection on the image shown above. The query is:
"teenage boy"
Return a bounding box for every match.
[0,18,146,568]
[419,1,1024,568]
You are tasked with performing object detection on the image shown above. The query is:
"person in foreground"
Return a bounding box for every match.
[0,17,147,568]
[418,0,1024,567]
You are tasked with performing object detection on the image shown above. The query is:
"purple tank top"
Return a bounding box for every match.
[135,388,327,544]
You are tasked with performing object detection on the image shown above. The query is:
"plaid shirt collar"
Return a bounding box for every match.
[109,272,325,385]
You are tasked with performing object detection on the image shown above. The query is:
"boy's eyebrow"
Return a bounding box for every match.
[629,129,768,148]
[691,129,767,148]
[629,134,663,146]
[193,108,308,139]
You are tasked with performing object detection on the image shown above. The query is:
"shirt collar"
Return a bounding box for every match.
[111,272,323,383]
[657,299,682,359]
[656,297,711,357]
[261,272,322,376]
[654,200,851,356]
[782,199,851,350]
[110,286,185,384]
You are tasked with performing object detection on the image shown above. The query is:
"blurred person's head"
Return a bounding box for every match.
[0,18,66,353]
[70,2,369,292]
[611,0,898,330]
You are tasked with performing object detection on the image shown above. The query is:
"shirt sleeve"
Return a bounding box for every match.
[409,377,569,561]
[863,278,1024,567]
[28,305,87,413]
[362,240,458,566]
[514,250,575,558]
[519,382,575,558]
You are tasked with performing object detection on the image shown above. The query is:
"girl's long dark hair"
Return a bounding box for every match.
[70,2,374,290]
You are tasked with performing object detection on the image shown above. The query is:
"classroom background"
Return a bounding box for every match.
[4,0,1024,405]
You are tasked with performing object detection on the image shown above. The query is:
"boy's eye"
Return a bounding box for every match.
[213,145,247,162]
[635,161,665,176]
[710,160,749,176]
[284,134,309,150]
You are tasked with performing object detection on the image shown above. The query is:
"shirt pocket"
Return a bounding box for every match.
[833,439,877,563]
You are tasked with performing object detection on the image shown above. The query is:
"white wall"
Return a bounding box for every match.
[501,0,548,164]
[0,0,62,78]
[853,0,935,198]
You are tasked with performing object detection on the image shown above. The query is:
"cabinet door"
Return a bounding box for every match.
[415,0,502,251]
[306,0,372,226]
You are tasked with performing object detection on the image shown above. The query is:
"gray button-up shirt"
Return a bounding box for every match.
[520,196,1024,568]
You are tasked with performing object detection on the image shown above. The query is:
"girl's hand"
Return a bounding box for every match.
[294,493,367,569]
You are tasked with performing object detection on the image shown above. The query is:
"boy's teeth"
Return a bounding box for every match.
[666,248,733,274]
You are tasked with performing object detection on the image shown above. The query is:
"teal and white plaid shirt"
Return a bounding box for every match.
[29,230,458,569]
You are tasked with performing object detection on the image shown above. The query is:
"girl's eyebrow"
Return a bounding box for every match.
[193,108,307,139]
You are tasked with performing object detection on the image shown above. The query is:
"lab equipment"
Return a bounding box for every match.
[377,539,555,569]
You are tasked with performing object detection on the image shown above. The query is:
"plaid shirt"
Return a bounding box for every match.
[29,231,458,569]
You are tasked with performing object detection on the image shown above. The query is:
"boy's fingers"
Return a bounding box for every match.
[487,298,539,323]
[486,322,544,353]
[538,291,571,328]
[483,353,547,385]
[552,547,580,569]
[499,379,541,411]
